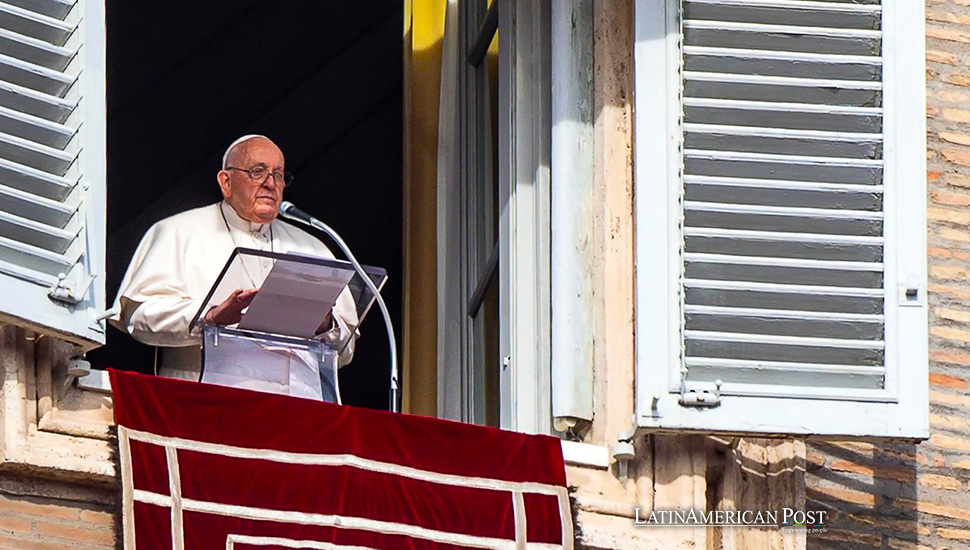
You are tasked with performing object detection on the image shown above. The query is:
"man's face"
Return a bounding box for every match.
[218,138,285,224]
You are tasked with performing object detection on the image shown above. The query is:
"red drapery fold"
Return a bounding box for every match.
[110,369,572,550]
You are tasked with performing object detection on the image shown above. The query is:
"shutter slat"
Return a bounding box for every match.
[685,174,882,192]
[0,50,73,96]
[685,252,882,270]
[685,56,880,82]
[686,184,882,210]
[685,262,882,287]
[685,357,883,374]
[0,2,73,46]
[687,365,884,390]
[685,97,882,114]
[684,201,882,218]
[0,233,75,277]
[3,0,75,20]
[678,0,887,399]
[685,356,886,392]
[685,132,882,158]
[0,206,76,251]
[0,129,74,173]
[0,154,75,199]
[685,1,880,29]
[685,304,884,322]
[0,26,74,70]
[686,339,884,366]
[685,228,882,245]
[0,180,76,226]
[0,77,74,121]
[685,99,883,132]
[685,0,881,15]
[0,102,76,147]
[684,278,883,296]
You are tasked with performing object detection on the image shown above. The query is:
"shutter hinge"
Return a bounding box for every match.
[679,379,722,408]
[49,273,96,305]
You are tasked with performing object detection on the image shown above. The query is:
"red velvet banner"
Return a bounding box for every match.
[110,370,572,550]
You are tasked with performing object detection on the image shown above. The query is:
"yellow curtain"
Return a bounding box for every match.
[402,0,446,416]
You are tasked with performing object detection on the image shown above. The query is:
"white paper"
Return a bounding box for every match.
[237,256,355,338]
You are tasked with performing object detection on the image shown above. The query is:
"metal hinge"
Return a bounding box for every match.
[679,379,722,408]
[48,273,96,305]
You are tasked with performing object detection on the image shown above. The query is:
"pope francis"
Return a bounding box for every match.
[108,135,358,396]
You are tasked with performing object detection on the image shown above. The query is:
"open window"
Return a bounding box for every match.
[437,0,552,432]
[634,0,928,437]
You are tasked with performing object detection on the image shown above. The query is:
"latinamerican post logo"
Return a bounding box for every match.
[633,508,828,532]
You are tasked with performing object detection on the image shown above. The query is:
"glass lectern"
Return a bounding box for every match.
[189,248,387,403]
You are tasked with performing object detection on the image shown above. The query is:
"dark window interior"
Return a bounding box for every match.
[86,1,403,410]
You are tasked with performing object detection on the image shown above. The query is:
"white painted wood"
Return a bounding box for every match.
[500,0,552,434]
[685,304,884,322]
[634,0,683,411]
[634,0,928,437]
[685,356,884,375]
[685,174,882,192]
[685,123,881,141]
[436,0,463,422]
[684,278,884,296]
[686,0,882,13]
[685,330,884,348]
[684,46,882,65]
[685,227,884,245]
[684,253,883,271]
[684,148,883,166]
[0,0,104,347]
[880,0,928,438]
[550,0,594,425]
[684,200,883,219]
[682,20,882,39]
[0,1,76,40]
[694,384,893,402]
[684,71,882,90]
[685,97,883,116]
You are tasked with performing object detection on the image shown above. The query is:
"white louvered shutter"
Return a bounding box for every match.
[634,0,928,437]
[0,0,105,347]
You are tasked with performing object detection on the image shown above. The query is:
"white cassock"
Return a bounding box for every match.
[108,201,359,398]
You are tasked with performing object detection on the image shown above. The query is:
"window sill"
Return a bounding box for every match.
[561,440,610,470]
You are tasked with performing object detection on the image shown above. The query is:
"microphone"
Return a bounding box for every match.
[278,201,313,225]
[278,201,400,413]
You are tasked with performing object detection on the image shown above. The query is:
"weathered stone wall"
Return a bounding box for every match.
[0,325,117,549]
[803,2,970,548]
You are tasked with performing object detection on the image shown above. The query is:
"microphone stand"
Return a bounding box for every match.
[280,208,400,413]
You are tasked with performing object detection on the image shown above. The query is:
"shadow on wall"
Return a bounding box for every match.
[805,441,919,550]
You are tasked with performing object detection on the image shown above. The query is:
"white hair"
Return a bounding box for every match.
[221,134,270,169]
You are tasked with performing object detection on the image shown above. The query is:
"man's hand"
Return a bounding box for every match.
[315,310,336,336]
[204,289,258,326]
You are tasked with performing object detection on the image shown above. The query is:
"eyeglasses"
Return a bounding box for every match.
[226,166,295,188]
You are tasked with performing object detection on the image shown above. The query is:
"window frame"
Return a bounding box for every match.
[437,0,552,433]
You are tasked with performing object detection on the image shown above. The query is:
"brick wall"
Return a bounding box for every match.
[805,2,970,548]
[0,484,116,550]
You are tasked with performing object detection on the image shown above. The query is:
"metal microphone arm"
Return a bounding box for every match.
[280,205,400,413]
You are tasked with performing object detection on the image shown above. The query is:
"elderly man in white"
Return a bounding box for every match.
[109,135,358,398]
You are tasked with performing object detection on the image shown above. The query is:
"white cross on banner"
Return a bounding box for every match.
[110,370,574,550]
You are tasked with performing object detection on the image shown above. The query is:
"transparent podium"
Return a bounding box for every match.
[188,248,387,403]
